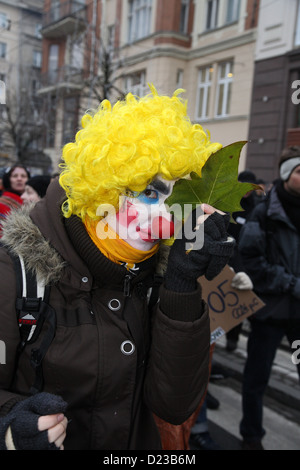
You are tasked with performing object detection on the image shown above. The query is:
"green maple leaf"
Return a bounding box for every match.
[166,141,261,217]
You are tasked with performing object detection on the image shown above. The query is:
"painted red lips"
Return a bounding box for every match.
[137,216,174,242]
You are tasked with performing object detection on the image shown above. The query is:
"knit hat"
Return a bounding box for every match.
[0,167,7,179]
[26,175,51,198]
[238,170,257,184]
[279,146,300,181]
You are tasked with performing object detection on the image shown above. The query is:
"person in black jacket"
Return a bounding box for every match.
[238,146,300,450]
[225,170,258,352]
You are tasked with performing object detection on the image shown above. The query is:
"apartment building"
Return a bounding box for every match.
[39,0,259,170]
[39,0,98,166]
[246,0,300,184]
[0,0,48,171]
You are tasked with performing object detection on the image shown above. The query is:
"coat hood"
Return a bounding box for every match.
[1,202,66,286]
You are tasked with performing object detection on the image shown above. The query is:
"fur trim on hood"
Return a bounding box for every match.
[1,204,66,285]
[155,243,171,277]
[1,204,171,286]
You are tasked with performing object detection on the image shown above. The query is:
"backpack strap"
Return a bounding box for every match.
[15,254,43,344]
[9,251,56,395]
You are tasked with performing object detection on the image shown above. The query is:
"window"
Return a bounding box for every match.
[50,0,60,22]
[62,96,78,145]
[72,0,86,13]
[128,0,152,42]
[35,23,42,38]
[206,0,219,30]
[33,50,42,68]
[180,0,190,34]
[196,66,213,120]
[176,69,184,88]
[28,135,41,150]
[226,0,240,24]
[48,44,59,83]
[295,0,300,46]
[0,78,5,105]
[70,36,84,70]
[32,79,40,95]
[0,12,8,29]
[45,95,57,148]
[107,25,115,53]
[124,71,146,96]
[0,42,7,59]
[215,61,233,117]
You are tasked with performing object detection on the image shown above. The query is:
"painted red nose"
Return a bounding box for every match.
[151,216,174,239]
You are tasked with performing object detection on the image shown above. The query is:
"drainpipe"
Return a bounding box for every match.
[87,0,97,107]
[251,0,258,28]
[89,0,97,80]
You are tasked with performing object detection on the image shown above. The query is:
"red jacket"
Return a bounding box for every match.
[0,191,23,219]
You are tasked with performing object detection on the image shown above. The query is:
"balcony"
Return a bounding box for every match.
[41,0,87,38]
[38,65,84,95]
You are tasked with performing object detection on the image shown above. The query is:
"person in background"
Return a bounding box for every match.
[255,178,267,201]
[189,171,258,450]
[2,165,30,196]
[21,175,52,205]
[189,267,253,451]
[0,164,30,226]
[238,146,300,450]
[225,170,258,352]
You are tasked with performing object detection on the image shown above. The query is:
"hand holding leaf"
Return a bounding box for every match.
[166,141,262,218]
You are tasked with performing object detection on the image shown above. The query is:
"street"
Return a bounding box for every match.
[206,379,300,450]
[203,332,300,451]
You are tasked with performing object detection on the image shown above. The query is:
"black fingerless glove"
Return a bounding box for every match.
[165,210,235,292]
[0,392,68,450]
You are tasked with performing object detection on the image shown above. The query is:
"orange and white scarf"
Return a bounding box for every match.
[84,218,159,269]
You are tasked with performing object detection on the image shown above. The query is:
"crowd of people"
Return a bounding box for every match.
[0,87,299,451]
[239,147,300,450]
[189,147,300,451]
[0,166,52,213]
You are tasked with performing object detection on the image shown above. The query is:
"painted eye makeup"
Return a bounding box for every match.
[124,188,160,204]
[124,189,137,198]
[137,189,159,204]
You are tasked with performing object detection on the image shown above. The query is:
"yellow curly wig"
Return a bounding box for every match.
[59,85,222,220]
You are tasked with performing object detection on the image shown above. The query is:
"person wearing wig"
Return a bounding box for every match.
[0,86,234,450]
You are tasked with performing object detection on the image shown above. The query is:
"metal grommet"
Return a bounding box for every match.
[108,298,121,311]
[82,276,89,283]
[120,340,135,355]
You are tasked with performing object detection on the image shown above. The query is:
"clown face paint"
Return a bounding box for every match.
[105,176,175,251]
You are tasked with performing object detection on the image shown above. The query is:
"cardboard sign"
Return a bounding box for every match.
[198,265,265,344]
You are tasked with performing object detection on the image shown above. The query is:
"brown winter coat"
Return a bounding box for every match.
[0,179,210,450]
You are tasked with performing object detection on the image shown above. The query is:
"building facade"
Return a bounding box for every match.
[39,0,259,171]
[246,0,300,184]
[0,0,48,172]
